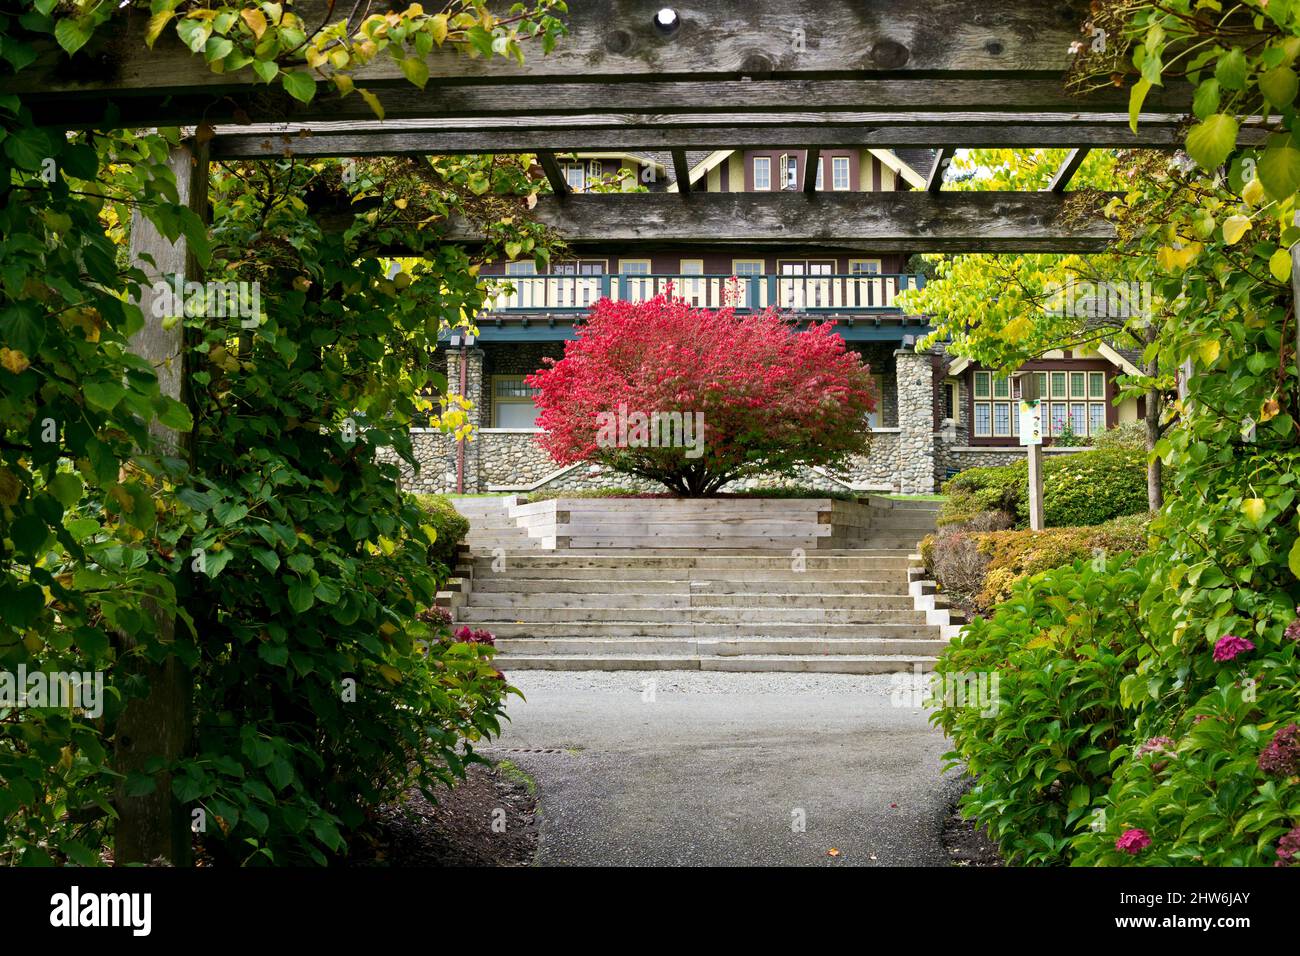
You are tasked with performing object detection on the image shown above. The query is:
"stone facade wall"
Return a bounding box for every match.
[893,349,936,494]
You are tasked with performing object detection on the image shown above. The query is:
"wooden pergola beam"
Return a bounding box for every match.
[537,151,571,195]
[209,114,1240,160]
[1046,147,1090,192]
[5,0,1197,128]
[671,149,692,195]
[428,191,1116,253]
[927,148,956,192]
[804,148,821,193]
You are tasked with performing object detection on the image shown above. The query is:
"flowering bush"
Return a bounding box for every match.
[527,294,877,495]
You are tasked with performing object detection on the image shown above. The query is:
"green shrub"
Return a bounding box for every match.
[933,553,1151,865]
[413,494,471,575]
[1041,448,1149,527]
[938,448,1152,529]
[1090,420,1147,451]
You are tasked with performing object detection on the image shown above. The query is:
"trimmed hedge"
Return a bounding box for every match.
[413,494,470,575]
[939,447,1153,529]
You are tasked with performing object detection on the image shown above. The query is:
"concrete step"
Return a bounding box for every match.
[464,566,907,582]
[462,591,917,610]
[483,621,938,639]
[468,577,911,594]
[467,555,914,571]
[497,653,939,673]
[462,605,928,624]
[496,637,947,656]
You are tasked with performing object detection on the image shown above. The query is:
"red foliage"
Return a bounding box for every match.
[526,292,877,495]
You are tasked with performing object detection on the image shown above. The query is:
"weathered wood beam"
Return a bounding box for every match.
[116,138,206,866]
[210,114,1242,160]
[5,0,1197,128]
[430,192,1118,253]
[1046,148,1090,192]
[927,148,956,192]
[804,148,820,193]
[671,149,692,194]
[537,151,570,196]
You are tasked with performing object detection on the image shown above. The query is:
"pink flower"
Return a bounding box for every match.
[1116,828,1151,855]
[1137,736,1176,772]
[1275,826,1300,867]
[1212,635,1255,662]
[1259,724,1300,778]
[1284,610,1300,644]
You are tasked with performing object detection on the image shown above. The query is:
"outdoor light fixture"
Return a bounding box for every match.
[448,333,477,349]
[653,7,680,34]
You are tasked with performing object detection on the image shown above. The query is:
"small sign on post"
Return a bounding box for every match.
[1015,371,1046,531]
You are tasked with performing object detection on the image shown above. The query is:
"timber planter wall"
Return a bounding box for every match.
[503,497,936,551]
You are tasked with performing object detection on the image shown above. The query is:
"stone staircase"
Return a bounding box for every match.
[444,496,956,673]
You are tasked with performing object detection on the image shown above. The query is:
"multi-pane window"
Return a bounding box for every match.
[753,156,771,190]
[832,156,850,190]
[731,259,764,276]
[973,368,1110,439]
[972,372,1021,438]
[1043,369,1109,437]
[492,375,542,428]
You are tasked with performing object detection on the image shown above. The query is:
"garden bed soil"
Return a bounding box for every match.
[349,762,538,867]
[942,779,1003,867]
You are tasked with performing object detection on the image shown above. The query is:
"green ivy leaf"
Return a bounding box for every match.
[1185,114,1239,171]
[83,379,127,411]
[1260,66,1299,108]
[280,70,317,104]
[288,577,315,613]
[1258,142,1300,199]
[1215,47,1248,90]
[251,59,279,83]
[53,17,93,56]
[1192,79,1220,120]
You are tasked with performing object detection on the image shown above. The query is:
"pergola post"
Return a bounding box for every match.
[114,138,208,866]
[1019,372,1045,531]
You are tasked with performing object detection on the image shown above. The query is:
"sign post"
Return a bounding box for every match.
[1017,372,1045,531]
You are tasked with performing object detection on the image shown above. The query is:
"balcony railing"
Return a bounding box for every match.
[486,273,925,313]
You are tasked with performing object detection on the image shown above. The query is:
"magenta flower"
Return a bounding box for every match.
[1116,828,1151,855]
[1284,610,1300,644]
[1275,827,1300,867]
[1259,724,1300,778]
[1212,635,1256,662]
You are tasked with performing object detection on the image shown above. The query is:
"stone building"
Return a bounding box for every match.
[392,148,1143,496]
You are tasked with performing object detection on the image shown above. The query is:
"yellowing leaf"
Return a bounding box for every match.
[1270,247,1292,282]
[1001,316,1032,342]
[0,347,30,374]
[1260,398,1281,422]
[145,10,175,47]
[357,87,385,120]
[430,13,449,45]
[1197,339,1221,366]
[1243,177,1265,206]
[1242,497,1266,524]
[1222,214,1251,244]
[240,7,268,38]
[1185,113,1239,171]
[378,664,403,684]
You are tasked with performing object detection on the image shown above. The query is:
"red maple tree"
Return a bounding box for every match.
[527,293,877,495]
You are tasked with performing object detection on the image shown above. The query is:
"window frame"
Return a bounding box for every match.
[753,156,772,190]
[831,156,850,190]
[491,374,542,429]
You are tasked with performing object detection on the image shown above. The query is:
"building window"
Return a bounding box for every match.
[731,259,763,276]
[832,156,850,190]
[780,154,798,190]
[562,161,586,192]
[944,381,957,421]
[866,374,884,428]
[492,375,541,428]
[972,371,1021,438]
[1046,367,1109,437]
[619,260,651,274]
[814,156,824,190]
[587,159,602,183]
[753,156,771,190]
[505,261,537,275]
[848,259,881,274]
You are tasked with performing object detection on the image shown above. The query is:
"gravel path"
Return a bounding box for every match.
[489,670,959,867]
